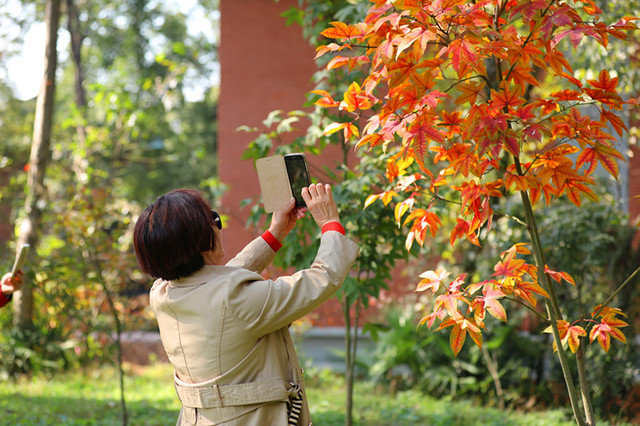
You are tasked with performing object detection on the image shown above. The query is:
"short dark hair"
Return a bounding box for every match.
[133,189,217,280]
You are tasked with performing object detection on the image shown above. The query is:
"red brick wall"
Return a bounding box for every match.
[629,112,640,247]
[218,0,317,257]
[630,146,640,224]
[218,0,350,326]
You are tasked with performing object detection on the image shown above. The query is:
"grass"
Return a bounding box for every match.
[0,363,583,425]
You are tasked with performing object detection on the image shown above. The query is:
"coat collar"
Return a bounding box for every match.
[169,265,221,287]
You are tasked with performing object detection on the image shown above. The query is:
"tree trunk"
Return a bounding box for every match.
[343,301,353,426]
[65,0,88,180]
[14,0,61,328]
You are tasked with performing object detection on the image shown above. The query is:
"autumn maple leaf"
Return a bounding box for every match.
[493,253,525,279]
[320,21,365,40]
[480,288,507,322]
[416,269,451,294]
[544,266,576,286]
[575,142,624,177]
[587,69,618,92]
[454,79,486,105]
[544,320,587,353]
[589,320,627,352]
[491,82,525,111]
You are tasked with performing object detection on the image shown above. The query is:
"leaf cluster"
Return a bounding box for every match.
[313,0,638,357]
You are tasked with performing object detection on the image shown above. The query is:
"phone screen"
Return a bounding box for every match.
[284,154,311,207]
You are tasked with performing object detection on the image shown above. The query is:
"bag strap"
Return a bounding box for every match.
[287,384,303,425]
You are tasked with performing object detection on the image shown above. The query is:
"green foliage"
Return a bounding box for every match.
[435,189,640,418]
[0,0,223,377]
[0,326,70,379]
[570,0,640,96]
[242,109,409,312]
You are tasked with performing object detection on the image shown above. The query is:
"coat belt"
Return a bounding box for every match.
[174,375,299,409]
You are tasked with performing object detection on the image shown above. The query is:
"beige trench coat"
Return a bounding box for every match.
[150,230,359,425]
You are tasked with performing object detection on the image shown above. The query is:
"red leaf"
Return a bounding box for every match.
[587,69,618,93]
[600,110,627,137]
[491,81,524,111]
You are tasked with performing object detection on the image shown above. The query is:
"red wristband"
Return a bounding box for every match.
[261,230,283,252]
[321,221,345,235]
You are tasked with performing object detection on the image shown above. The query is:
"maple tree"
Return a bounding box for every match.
[313,0,639,424]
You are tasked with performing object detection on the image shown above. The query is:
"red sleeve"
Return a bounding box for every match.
[321,221,345,235]
[261,230,283,252]
[0,292,11,309]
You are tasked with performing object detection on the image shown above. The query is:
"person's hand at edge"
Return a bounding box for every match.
[301,183,341,228]
[1,270,23,296]
[268,198,307,242]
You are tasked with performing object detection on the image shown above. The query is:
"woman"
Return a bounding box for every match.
[133,184,359,425]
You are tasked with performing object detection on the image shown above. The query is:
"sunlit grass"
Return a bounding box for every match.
[0,363,606,425]
[305,368,575,426]
[0,363,180,425]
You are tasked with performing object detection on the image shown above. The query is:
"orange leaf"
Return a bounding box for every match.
[493,255,525,278]
[566,324,586,353]
[515,281,550,303]
[454,79,486,105]
[448,38,480,78]
[321,21,364,40]
[600,109,627,137]
[481,288,507,322]
[435,292,463,318]
[342,81,376,112]
[323,122,350,136]
[587,69,618,93]
[364,194,381,209]
[544,266,576,286]
[311,89,340,108]
[450,324,467,357]
[491,82,525,110]
[416,269,451,293]
[591,305,627,320]
[394,198,414,224]
[589,322,612,352]
[356,133,385,151]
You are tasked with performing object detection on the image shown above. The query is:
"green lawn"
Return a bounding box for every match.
[0,363,578,425]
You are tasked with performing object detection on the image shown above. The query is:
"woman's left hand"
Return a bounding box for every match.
[268,198,306,242]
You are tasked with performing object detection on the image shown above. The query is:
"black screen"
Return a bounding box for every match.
[285,155,310,207]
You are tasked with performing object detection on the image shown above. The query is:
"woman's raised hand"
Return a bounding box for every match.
[268,198,307,241]
[301,184,340,228]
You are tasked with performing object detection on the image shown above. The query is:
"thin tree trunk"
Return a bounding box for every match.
[515,157,586,426]
[89,248,129,426]
[343,300,353,426]
[14,0,61,328]
[65,1,128,422]
[65,0,89,179]
[576,344,595,426]
[481,345,505,410]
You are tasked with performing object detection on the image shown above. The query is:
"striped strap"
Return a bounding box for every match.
[287,384,303,425]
